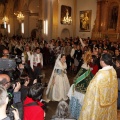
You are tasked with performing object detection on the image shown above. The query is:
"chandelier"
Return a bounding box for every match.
[2,16,9,29]
[2,16,9,23]
[16,12,25,22]
[62,9,72,24]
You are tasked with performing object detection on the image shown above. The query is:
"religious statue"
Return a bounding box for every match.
[80,12,89,30]
[83,12,89,29]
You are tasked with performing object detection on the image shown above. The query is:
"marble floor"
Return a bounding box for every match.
[42,65,120,120]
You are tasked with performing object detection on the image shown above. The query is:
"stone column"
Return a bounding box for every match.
[116,4,120,32]
[47,0,53,40]
[73,0,77,37]
[9,15,15,37]
[23,11,29,37]
[39,0,43,19]
[38,0,43,39]
[52,0,58,39]
[14,17,20,36]
[42,0,48,40]
[100,1,109,32]
[94,1,101,32]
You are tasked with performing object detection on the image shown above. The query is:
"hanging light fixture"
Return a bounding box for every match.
[63,16,72,24]
[44,20,48,35]
[62,9,72,25]
[16,12,25,22]
[14,11,25,34]
[2,16,9,28]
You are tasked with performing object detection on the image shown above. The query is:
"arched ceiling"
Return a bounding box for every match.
[11,0,38,12]
[0,0,39,17]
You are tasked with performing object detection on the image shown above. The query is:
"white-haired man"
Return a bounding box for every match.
[0,85,20,120]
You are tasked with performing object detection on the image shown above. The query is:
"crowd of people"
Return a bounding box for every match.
[0,35,120,120]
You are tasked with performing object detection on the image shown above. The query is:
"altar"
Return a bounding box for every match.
[92,0,120,41]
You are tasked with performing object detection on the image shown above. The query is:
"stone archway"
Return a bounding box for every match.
[61,28,70,39]
[31,29,37,38]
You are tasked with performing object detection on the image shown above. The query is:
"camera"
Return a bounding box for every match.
[10,72,29,88]
[0,58,16,71]
[7,105,17,120]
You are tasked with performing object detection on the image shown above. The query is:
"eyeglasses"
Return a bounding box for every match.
[5,81,11,85]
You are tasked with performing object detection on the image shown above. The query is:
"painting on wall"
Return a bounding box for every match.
[80,10,92,32]
[61,5,72,25]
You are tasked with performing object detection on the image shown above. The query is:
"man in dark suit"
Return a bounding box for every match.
[0,40,6,58]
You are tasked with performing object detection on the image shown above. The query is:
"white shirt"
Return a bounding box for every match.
[31,53,43,69]
[70,48,75,58]
[22,51,33,68]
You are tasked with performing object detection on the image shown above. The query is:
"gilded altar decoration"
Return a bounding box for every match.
[108,6,118,30]
[80,10,92,32]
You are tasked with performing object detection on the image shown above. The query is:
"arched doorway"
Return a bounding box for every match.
[31,29,37,38]
[61,28,70,39]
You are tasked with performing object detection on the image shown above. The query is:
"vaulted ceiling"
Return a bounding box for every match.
[0,0,38,17]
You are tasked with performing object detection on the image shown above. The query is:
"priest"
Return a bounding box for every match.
[79,53,118,120]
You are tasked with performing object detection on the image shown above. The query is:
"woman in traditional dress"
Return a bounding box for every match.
[46,54,70,101]
[68,51,93,120]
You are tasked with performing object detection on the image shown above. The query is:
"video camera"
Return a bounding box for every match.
[0,58,21,89]
[0,58,16,71]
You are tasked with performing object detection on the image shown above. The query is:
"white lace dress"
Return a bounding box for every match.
[46,61,70,101]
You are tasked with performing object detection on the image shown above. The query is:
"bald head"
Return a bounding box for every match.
[0,74,10,89]
[0,74,10,81]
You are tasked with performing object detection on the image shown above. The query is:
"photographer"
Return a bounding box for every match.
[0,40,6,58]
[0,85,20,120]
[0,74,22,119]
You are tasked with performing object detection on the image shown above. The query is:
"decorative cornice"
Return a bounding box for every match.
[29,12,39,16]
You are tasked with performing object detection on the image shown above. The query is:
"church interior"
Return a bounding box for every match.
[0,0,120,41]
[0,0,120,120]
